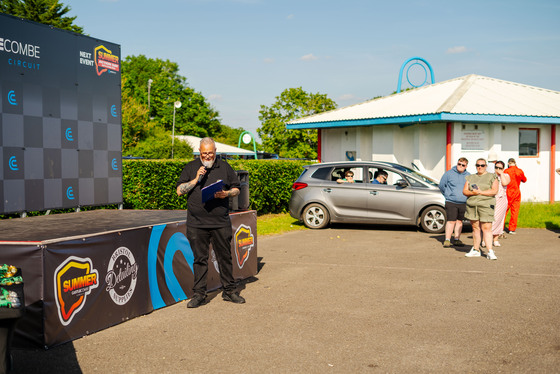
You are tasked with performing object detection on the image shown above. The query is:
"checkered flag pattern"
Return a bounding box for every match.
[1,14,122,214]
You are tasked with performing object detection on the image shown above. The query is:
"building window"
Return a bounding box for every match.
[519,128,539,157]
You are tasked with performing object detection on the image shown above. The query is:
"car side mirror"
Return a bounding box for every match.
[396,179,408,188]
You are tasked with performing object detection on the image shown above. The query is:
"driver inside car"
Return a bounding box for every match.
[372,170,388,184]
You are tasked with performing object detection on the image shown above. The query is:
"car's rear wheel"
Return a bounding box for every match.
[420,206,446,234]
[302,203,330,229]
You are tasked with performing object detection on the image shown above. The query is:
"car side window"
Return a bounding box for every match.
[367,167,402,186]
[311,167,333,180]
[331,167,363,183]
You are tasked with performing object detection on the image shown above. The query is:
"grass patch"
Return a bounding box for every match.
[256,213,306,236]
[510,202,560,230]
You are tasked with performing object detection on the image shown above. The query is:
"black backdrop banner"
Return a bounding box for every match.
[0,13,122,214]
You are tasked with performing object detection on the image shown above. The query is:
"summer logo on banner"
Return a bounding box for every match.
[54,256,99,326]
[234,224,254,269]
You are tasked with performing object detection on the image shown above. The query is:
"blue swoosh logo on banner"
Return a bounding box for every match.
[147,224,166,309]
[163,232,194,302]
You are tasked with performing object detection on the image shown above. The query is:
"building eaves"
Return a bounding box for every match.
[287,74,560,129]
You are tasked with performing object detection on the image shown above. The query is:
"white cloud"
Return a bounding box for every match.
[446,46,468,54]
[263,57,275,64]
[338,94,357,101]
[287,14,295,20]
[300,53,318,61]
[208,94,223,101]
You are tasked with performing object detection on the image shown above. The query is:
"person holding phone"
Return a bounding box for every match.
[462,158,499,260]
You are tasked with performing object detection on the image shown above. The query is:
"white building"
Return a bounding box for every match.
[287,74,560,203]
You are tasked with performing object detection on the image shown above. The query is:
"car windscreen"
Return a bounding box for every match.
[387,164,439,186]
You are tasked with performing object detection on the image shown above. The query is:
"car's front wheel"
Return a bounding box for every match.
[420,205,446,234]
[302,203,330,229]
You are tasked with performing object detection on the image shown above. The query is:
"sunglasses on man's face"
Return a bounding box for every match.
[476,164,487,167]
[457,163,467,167]
[495,166,503,170]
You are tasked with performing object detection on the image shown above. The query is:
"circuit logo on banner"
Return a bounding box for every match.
[54,256,99,326]
[8,156,18,171]
[105,246,139,305]
[0,35,41,70]
[7,90,17,105]
[234,224,254,269]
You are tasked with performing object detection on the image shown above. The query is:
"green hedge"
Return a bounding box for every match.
[122,159,312,214]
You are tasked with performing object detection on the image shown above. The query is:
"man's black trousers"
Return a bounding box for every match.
[186,225,236,296]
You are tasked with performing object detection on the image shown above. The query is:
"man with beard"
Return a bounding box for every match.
[176,137,245,308]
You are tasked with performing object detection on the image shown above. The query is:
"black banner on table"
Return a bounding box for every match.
[2,210,258,348]
[0,244,44,348]
[147,211,258,310]
[43,229,150,347]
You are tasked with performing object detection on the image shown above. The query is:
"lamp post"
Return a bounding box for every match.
[171,100,182,159]
[147,79,153,119]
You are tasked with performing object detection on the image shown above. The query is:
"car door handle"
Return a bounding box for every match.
[323,188,332,193]
[370,191,378,195]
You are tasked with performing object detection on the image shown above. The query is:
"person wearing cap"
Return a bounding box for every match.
[487,151,498,173]
[503,158,527,234]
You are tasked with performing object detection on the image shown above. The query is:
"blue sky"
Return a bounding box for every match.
[65,0,560,139]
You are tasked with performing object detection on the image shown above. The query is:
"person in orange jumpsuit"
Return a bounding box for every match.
[504,158,527,234]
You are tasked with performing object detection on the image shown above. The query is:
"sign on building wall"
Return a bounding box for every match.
[460,130,486,151]
[0,14,122,214]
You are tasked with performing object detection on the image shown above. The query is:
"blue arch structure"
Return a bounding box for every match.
[397,57,435,93]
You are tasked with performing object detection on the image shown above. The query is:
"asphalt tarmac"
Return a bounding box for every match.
[12,226,560,373]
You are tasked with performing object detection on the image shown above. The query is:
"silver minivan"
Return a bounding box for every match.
[289,161,446,233]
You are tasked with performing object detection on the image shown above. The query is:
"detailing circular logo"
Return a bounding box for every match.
[105,247,138,305]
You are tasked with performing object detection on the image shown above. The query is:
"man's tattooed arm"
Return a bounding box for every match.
[177,181,195,196]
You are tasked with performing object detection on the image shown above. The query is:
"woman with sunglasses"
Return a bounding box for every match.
[462,158,499,260]
[490,161,510,247]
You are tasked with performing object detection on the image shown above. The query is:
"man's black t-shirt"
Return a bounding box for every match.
[176,157,240,228]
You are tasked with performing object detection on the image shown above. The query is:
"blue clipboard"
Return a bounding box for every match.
[201,179,224,203]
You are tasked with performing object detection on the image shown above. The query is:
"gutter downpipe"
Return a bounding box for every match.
[551,124,556,204]
[446,122,452,170]
[317,129,322,162]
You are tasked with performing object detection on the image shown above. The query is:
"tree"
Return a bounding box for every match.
[132,127,193,160]
[122,55,222,138]
[0,0,84,33]
[258,87,337,159]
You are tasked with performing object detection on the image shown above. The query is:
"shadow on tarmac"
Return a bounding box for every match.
[11,343,82,374]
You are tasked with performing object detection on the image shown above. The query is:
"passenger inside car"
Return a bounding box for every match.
[337,170,355,183]
[332,167,363,183]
